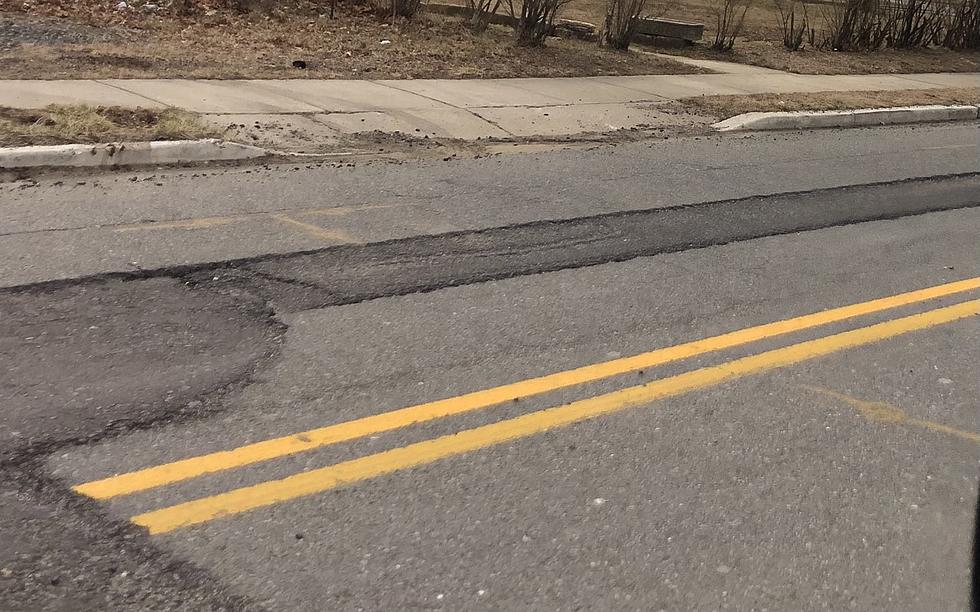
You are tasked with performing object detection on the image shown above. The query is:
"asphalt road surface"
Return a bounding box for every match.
[1,123,978,611]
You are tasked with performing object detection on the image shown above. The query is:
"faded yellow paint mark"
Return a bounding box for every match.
[923,144,978,151]
[299,203,402,217]
[114,216,240,232]
[805,385,980,444]
[112,205,390,235]
[73,277,980,501]
[270,214,358,244]
[130,299,980,534]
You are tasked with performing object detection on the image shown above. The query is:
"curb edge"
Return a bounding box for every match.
[0,139,269,169]
[712,105,980,132]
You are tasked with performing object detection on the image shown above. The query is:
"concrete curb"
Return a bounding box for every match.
[0,138,269,169]
[712,105,980,132]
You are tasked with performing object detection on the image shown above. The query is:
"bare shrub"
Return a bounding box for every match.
[773,0,812,50]
[710,0,754,50]
[466,0,503,32]
[507,0,574,45]
[943,0,980,49]
[822,0,890,50]
[599,0,647,49]
[885,0,947,47]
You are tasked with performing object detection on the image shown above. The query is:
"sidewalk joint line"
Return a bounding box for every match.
[366,80,519,137]
[94,80,172,108]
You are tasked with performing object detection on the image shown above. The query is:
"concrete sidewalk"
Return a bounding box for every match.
[1,67,977,141]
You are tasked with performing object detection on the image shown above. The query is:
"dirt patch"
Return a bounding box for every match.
[676,87,980,118]
[0,11,125,50]
[0,105,221,146]
[0,8,704,79]
[2,0,975,78]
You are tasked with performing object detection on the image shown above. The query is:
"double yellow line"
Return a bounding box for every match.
[72,278,980,534]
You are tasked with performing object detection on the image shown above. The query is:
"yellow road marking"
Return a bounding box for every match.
[114,216,240,232]
[131,299,980,534]
[805,385,980,444]
[270,214,359,244]
[74,277,980,501]
[112,204,389,234]
[301,204,401,217]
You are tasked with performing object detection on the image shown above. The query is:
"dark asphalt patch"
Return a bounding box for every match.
[0,277,284,463]
[0,465,262,612]
[232,173,980,312]
[0,278,281,610]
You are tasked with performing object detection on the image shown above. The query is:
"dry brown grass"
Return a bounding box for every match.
[564,0,980,73]
[0,105,220,146]
[677,86,980,117]
[665,39,980,73]
[2,0,976,78]
[0,11,704,79]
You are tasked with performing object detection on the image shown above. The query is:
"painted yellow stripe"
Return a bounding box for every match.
[131,298,980,534]
[75,277,980,501]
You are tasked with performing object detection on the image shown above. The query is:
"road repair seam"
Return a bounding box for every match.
[127,298,980,534]
[5,172,978,294]
[73,277,980,501]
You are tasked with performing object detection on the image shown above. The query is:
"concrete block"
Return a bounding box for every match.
[635,18,703,41]
[0,139,267,169]
[712,105,980,132]
[426,2,516,26]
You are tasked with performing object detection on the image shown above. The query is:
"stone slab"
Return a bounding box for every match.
[495,77,668,104]
[598,73,876,99]
[802,74,948,92]
[596,75,761,98]
[636,18,703,41]
[101,80,322,113]
[0,80,164,109]
[884,73,980,88]
[647,53,786,74]
[246,80,452,112]
[376,79,567,108]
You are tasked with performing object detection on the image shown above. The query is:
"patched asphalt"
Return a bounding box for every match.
[1,126,978,610]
